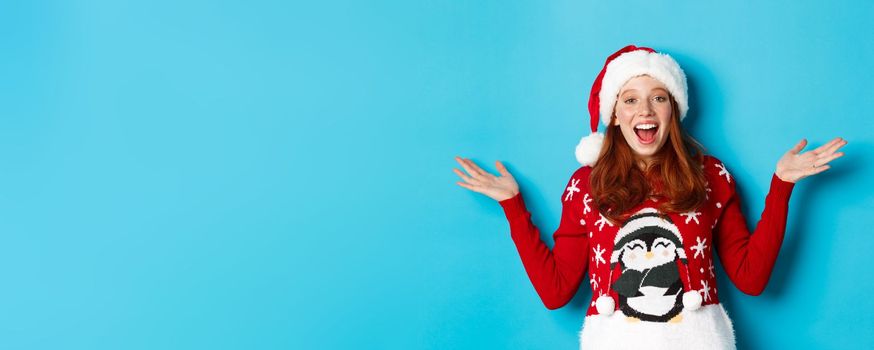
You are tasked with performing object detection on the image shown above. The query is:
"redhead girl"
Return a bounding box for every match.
[452,45,846,349]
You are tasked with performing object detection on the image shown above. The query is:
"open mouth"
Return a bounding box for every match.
[634,123,658,145]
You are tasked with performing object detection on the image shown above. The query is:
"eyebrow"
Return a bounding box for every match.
[620,87,669,95]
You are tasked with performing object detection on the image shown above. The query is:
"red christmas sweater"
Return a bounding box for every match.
[498,155,795,316]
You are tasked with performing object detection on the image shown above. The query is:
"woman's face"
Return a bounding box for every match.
[612,75,673,164]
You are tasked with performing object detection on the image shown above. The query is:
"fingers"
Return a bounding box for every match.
[456,180,480,192]
[789,138,807,154]
[496,160,511,177]
[811,137,843,155]
[453,163,484,193]
[454,156,481,178]
[453,167,479,185]
[454,156,498,195]
[454,156,489,178]
[818,138,848,157]
[814,150,845,167]
[809,164,831,176]
[464,158,490,177]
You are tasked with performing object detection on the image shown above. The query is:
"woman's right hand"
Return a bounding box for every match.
[453,156,520,202]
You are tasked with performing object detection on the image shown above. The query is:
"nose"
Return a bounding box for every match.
[639,100,655,116]
[645,251,654,259]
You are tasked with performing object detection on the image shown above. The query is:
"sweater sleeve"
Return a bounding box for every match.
[713,172,795,296]
[497,172,589,310]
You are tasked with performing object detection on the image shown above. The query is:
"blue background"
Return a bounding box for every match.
[2,1,872,349]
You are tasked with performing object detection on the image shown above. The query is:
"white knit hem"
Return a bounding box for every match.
[578,303,736,350]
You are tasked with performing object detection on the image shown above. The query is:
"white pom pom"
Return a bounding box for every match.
[575,132,605,166]
[683,290,702,311]
[595,295,615,316]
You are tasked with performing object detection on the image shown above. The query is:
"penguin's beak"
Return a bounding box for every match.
[645,252,654,259]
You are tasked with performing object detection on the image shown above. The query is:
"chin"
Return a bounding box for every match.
[631,141,668,160]
[633,142,665,155]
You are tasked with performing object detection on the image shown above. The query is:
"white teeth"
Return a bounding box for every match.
[635,123,657,130]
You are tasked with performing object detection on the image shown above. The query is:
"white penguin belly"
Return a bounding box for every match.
[627,286,676,316]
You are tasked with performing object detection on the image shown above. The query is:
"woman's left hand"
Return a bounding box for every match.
[776,137,847,183]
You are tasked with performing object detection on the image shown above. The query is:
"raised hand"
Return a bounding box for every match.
[776,137,847,183]
[453,156,520,202]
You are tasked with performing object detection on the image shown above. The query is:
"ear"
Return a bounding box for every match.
[612,114,620,126]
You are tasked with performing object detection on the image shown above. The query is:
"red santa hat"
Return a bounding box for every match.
[575,45,690,166]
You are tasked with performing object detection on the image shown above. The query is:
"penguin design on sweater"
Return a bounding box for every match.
[606,208,698,323]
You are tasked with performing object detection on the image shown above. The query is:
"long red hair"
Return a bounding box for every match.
[590,96,708,225]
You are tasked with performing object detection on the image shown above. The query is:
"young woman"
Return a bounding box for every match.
[452,45,847,349]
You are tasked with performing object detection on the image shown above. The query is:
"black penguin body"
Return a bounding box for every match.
[612,231,685,322]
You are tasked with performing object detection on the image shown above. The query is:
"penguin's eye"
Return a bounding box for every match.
[654,241,671,249]
[627,243,644,250]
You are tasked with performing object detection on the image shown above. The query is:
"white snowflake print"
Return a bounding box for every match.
[708,260,715,278]
[595,214,613,231]
[691,236,708,259]
[582,193,593,215]
[715,162,732,183]
[580,218,586,226]
[593,244,606,267]
[564,178,581,201]
[680,211,702,225]
[589,273,600,292]
[700,280,712,302]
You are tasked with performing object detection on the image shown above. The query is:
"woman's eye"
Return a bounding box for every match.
[624,98,636,104]
[655,96,667,102]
